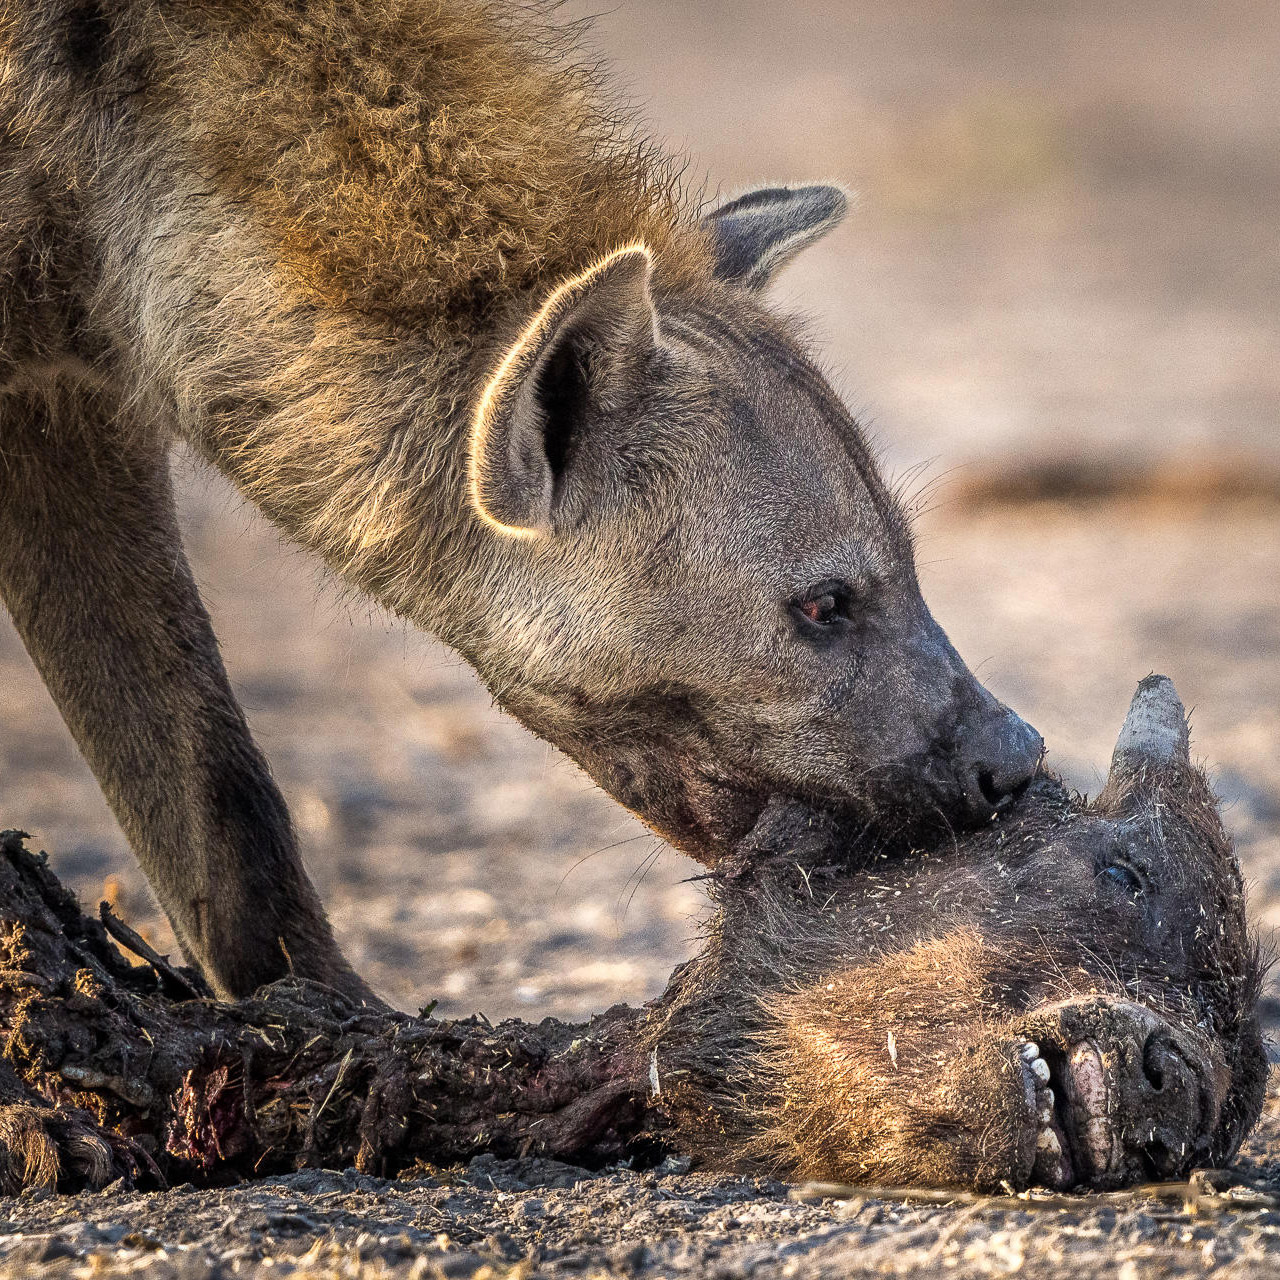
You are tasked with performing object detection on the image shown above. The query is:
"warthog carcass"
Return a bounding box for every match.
[0,678,1264,1193]
[654,676,1268,1190]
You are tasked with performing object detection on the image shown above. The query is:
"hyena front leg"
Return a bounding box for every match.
[0,380,377,1004]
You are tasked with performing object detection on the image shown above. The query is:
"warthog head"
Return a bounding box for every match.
[653,677,1268,1190]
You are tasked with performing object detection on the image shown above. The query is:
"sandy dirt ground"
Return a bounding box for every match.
[1,0,1277,1275]
[1,1097,1279,1278]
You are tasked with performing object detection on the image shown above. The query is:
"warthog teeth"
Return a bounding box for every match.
[1034,1083,1055,1118]
[1017,1040,1080,1189]
[1066,1041,1112,1175]
[1035,1126,1062,1156]
[1022,1043,1075,1190]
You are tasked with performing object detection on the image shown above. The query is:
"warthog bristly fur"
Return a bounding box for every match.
[651,680,1268,1190]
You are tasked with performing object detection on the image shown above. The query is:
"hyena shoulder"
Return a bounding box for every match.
[116,0,712,327]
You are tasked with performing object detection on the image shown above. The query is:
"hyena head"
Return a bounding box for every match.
[467,187,1043,861]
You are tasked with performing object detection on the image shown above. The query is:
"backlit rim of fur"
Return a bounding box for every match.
[468,242,654,540]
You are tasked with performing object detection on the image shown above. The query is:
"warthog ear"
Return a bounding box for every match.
[468,245,658,537]
[1108,674,1191,783]
[704,184,850,290]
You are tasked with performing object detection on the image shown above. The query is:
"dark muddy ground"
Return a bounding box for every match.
[1,0,1277,1275]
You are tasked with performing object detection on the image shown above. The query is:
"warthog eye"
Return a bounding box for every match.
[1098,862,1143,895]
[791,580,855,632]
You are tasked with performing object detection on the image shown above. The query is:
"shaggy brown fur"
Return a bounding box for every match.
[188,1,713,318]
[0,0,1042,999]
[2,0,713,606]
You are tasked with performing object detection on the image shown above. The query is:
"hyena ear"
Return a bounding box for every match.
[704,185,850,290]
[469,245,658,537]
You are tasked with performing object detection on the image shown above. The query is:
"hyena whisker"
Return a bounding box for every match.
[556,832,655,897]
[616,846,664,930]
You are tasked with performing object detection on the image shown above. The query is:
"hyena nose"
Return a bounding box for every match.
[956,706,1043,821]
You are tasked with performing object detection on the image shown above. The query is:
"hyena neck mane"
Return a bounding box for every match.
[187,3,717,328]
[5,1,723,631]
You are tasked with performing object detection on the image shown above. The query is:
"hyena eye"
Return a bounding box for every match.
[790,580,854,631]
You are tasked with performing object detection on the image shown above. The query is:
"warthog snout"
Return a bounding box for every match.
[1018,997,1224,1190]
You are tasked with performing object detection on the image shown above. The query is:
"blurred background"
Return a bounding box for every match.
[2,1,1277,1030]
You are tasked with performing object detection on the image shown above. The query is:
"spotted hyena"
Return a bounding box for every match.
[0,2,1040,1000]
